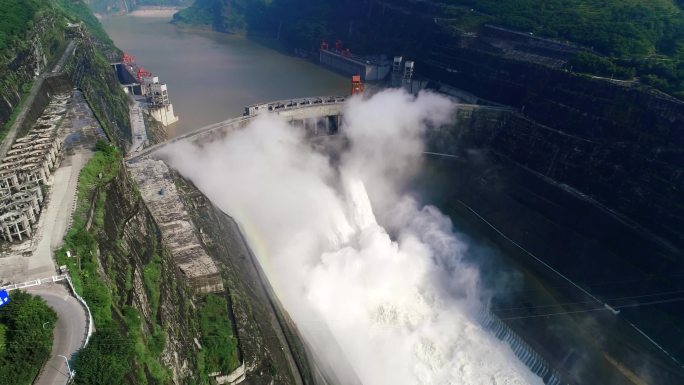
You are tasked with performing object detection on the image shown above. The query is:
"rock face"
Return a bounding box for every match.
[100,165,201,383]
[422,105,684,383]
[128,158,225,294]
[0,11,66,130]
[174,175,311,385]
[65,39,132,149]
[422,48,684,252]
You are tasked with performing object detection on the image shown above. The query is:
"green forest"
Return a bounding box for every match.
[174,0,684,98]
[0,0,43,51]
[0,291,57,385]
[438,0,684,96]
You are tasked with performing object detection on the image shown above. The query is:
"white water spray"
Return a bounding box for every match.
[162,89,545,385]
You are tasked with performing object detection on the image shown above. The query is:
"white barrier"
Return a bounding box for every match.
[1,274,94,348]
[1,274,68,291]
[65,275,94,347]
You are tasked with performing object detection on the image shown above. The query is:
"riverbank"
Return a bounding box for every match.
[101,14,348,136]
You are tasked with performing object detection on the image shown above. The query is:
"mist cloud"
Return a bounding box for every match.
[161,89,543,385]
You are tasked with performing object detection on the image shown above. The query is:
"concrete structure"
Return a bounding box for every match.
[111,60,179,127]
[140,75,179,126]
[148,104,179,126]
[0,90,106,286]
[128,159,224,294]
[125,97,353,295]
[403,60,415,83]
[211,363,246,385]
[129,99,148,153]
[319,49,390,81]
[131,96,347,163]
[126,97,571,385]
[0,93,66,242]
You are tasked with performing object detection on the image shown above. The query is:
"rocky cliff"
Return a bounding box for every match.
[175,174,312,385]
[65,35,132,148]
[422,106,684,383]
[0,8,67,133]
[99,165,202,384]
[422,44,684,250]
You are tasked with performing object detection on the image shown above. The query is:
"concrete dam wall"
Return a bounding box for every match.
[128,95,683,384]
[128,99,571,385]
[423,107,684,385]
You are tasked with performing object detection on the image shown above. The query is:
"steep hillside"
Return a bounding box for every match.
[173,0,684,98]
[0,0,67,139]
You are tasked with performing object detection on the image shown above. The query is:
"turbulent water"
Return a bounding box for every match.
[161,90,545,384]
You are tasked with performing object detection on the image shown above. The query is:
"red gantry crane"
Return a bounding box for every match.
[136,67,152,82]
[351,75,364,95]
[122,52,135,65]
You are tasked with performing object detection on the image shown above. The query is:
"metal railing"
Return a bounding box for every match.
[1,274,67,291]
[65,275,94,347]
[1,273,94,348]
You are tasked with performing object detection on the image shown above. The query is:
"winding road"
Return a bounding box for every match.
[27,284,87,385]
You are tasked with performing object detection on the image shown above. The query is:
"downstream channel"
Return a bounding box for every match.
[101,13,348,137]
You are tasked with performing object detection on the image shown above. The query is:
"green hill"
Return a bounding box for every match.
[0,0,44,51]
[173,0,684,98]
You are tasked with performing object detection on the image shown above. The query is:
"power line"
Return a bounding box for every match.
[500,295,684,321]
[494,288,684,314]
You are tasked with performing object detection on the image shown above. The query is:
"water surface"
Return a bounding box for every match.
[101,15,348,136]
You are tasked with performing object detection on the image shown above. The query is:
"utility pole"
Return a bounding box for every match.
[57,355,75,380]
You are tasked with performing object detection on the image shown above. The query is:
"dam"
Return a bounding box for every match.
[127,96,565,385]
[123,84,684,384]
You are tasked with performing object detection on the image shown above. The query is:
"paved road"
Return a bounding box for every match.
[129,99,148,153]
[28,151,91,279]
[0,91,98,285]
[27,284,88,385]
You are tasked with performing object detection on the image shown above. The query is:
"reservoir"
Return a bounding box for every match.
[101,13,349,137]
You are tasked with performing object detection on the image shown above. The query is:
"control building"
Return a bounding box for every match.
[140,75,179,126]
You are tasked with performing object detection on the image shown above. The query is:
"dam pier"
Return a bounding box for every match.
[111,52,179,127]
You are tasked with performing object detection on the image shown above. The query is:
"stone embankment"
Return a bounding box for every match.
[128,158,224,294]
[101,165,203,383]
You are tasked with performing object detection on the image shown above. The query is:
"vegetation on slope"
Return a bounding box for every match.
[0,0,119,141]
[57,0,115,47]
[174,0,684,97]
[197,294,240,374]
[0,1,66,134]
[0,291,57,385]
[0,0,42,51]
[55,142,174,385]
[439,0,684,56]
[435,0,684,95]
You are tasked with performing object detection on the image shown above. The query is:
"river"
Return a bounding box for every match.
[101,13,348,137]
